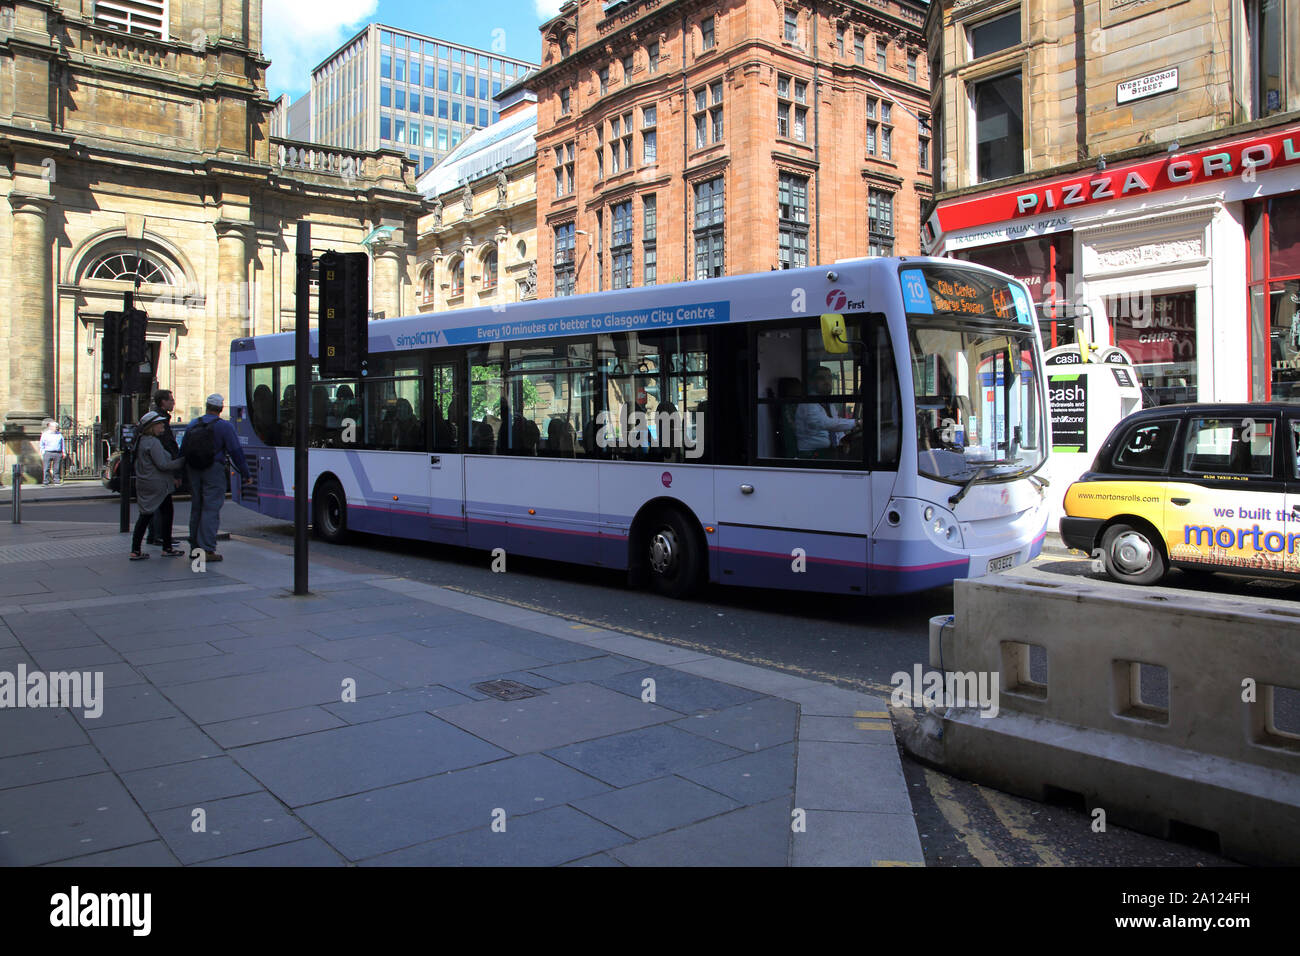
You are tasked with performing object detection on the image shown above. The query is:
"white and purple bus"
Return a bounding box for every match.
[229,257,1049,597]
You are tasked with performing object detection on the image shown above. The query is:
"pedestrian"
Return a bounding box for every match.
[146,390,182,548]
[40,421,64,485]
[129,411,187,560]
[183,394,250,563]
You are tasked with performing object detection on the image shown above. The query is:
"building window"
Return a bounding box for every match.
[395,88,405,111]
[642,105,658,163]
[1246,0,1285,117]
[482,248,498,290]
[694,80,723,144]
[701,15,715,51]
[918,113,931,171]
[969,11,1021,58]
[87,251,174,285]
[837,24,846,56]
[1247,195,1300,400]
[973,71,1023,182]
[868,190,894,256]
[876,39,888,72]
[381,53,392,79]
[778,172,809,270]
[595,209,603,291]
[599,65,609,95]
[854,32,865,65]
[450,257,465,297]
[784,8,798,44]
[648,40,660,74]
[777,74,808,141]
[380,85,391,107]
[560,87,570,114]
[643,194,657,285]
[622,53,634,85]
[612,201,634,290]
[908,52,918,83]
[881,102,892,159]
[554,223,575,296]
[554,141,574,197]
[610,114,634,174]
[596,125,604,179]
[694,176,725,279]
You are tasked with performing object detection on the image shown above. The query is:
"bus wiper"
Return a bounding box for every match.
[949,465,994,508]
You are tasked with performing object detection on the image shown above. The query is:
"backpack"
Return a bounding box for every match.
[183,419,218,470]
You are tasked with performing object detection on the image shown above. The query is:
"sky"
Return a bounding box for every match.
[264,0,558,100]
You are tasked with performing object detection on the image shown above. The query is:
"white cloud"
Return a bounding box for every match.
[534,0,563,19]
[263,0,378,99]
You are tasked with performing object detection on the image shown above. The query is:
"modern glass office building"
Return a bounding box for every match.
[310,24,537,172]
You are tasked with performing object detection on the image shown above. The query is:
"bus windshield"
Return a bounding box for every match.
[910,323,1046,482]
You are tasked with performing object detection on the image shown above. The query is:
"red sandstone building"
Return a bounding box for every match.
[530,0,932,298]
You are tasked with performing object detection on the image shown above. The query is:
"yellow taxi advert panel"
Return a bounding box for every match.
[1065,481,1163,525]
[1163,482,1299,575]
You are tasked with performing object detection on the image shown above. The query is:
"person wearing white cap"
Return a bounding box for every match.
[181,393,250,562]
[129,411,187,560]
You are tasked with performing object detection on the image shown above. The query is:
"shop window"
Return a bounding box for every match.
[1247,194,1300,401]
[1112,291,1197,406]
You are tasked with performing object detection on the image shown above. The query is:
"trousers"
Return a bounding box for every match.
[186,461,227,553]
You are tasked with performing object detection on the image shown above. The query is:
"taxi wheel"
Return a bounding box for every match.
[1100,522,1167,585]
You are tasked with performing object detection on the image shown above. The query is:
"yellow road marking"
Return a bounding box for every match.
[855,711,890,718]
[854,721,893,731]
[977,786,1065,867]
[873,860,923,867]
[441,584,898,697]
[922,768,1007,868]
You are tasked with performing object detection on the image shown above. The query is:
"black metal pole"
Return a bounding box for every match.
[118,392,130,532]
[294,222,310,594]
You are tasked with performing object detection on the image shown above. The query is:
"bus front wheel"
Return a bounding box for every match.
[313,478,348,544]
[645,509,703,599]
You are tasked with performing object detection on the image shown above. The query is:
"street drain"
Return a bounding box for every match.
[473,679,542,701]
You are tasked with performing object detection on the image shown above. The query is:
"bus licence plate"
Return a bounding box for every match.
[987,553,1016,573]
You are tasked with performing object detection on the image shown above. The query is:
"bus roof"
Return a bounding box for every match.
[231,256,1021,363]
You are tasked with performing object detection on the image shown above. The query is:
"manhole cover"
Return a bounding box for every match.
[472,679,542,701]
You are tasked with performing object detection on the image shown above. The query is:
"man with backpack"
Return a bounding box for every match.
[183,394,250,563]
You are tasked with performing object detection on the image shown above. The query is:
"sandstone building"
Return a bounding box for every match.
[530,0,932,298]
[924,0,1300,403]
[0,0,425,480]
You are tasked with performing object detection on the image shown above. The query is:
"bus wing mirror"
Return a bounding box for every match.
[820,314,849,354]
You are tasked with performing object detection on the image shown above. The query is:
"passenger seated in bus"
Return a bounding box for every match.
[471,421,496,454]
[394,398,421,449]
[656,400,680,462]
[310,387,329,446]
[432,402,455,448]
[795,366,855,459]
[252,385,277,445]
[546,417,576,457]
[279,385,297,437]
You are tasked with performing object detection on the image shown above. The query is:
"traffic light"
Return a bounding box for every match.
[318,250,369,378]
[122,306,152,394]
[101,311,123,392]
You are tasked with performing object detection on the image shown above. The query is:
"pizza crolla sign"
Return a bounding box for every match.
[937,126,1300,232]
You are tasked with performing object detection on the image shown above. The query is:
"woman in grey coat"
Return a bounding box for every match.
[130,411,187,559]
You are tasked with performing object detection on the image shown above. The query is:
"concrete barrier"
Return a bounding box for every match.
[900,573,1300,864]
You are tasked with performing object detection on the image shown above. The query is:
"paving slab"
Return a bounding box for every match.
[297,752,612,862]
[670,697,799,752]
[202,706,348,749]
[160,661,401,724]
[87,716,222,773]
[0,744,108,790]
[230,711,511,807]
[0,772,159,866]
[607,797,793,867]
[679,742,798,806]
[322,685,474,724]
[545,723,745,788]
[148,791,313,865]
[363,804,631,867]
[595,665,764,716]
[43,841,181,867]
[121,755,264,812]
[571,774,743,839]
[434,682,674,754]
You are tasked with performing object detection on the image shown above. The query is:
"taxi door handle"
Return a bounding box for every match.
[740,484,754,495]
[1171,497,1190,506]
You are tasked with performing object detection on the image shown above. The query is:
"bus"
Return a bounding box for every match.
[229,257,1050,597]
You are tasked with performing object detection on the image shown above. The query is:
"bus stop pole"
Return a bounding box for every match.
[118,392,131,533]
[294,222,310,594]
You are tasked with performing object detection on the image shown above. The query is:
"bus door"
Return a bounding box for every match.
[713,320,884,595]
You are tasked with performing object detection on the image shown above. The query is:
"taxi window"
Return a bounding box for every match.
[1180,417,1274,478]
[1111,419,1177,473]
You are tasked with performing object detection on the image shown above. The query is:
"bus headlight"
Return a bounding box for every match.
[922,503,963,548]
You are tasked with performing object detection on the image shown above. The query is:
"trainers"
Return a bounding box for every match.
[204,551,223,562]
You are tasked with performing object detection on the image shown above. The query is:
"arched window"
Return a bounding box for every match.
[86,251,176,285]
[450,257,464,297]
[421,266,436,301]
[516,239,527,259]
[482,248,498,290]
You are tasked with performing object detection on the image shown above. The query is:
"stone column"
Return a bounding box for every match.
[5,193,53,480]
[370,240,403,319]
[213,219,251,398]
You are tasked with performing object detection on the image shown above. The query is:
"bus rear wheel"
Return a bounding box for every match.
[645,509,703,599]
[313,478,348,544]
